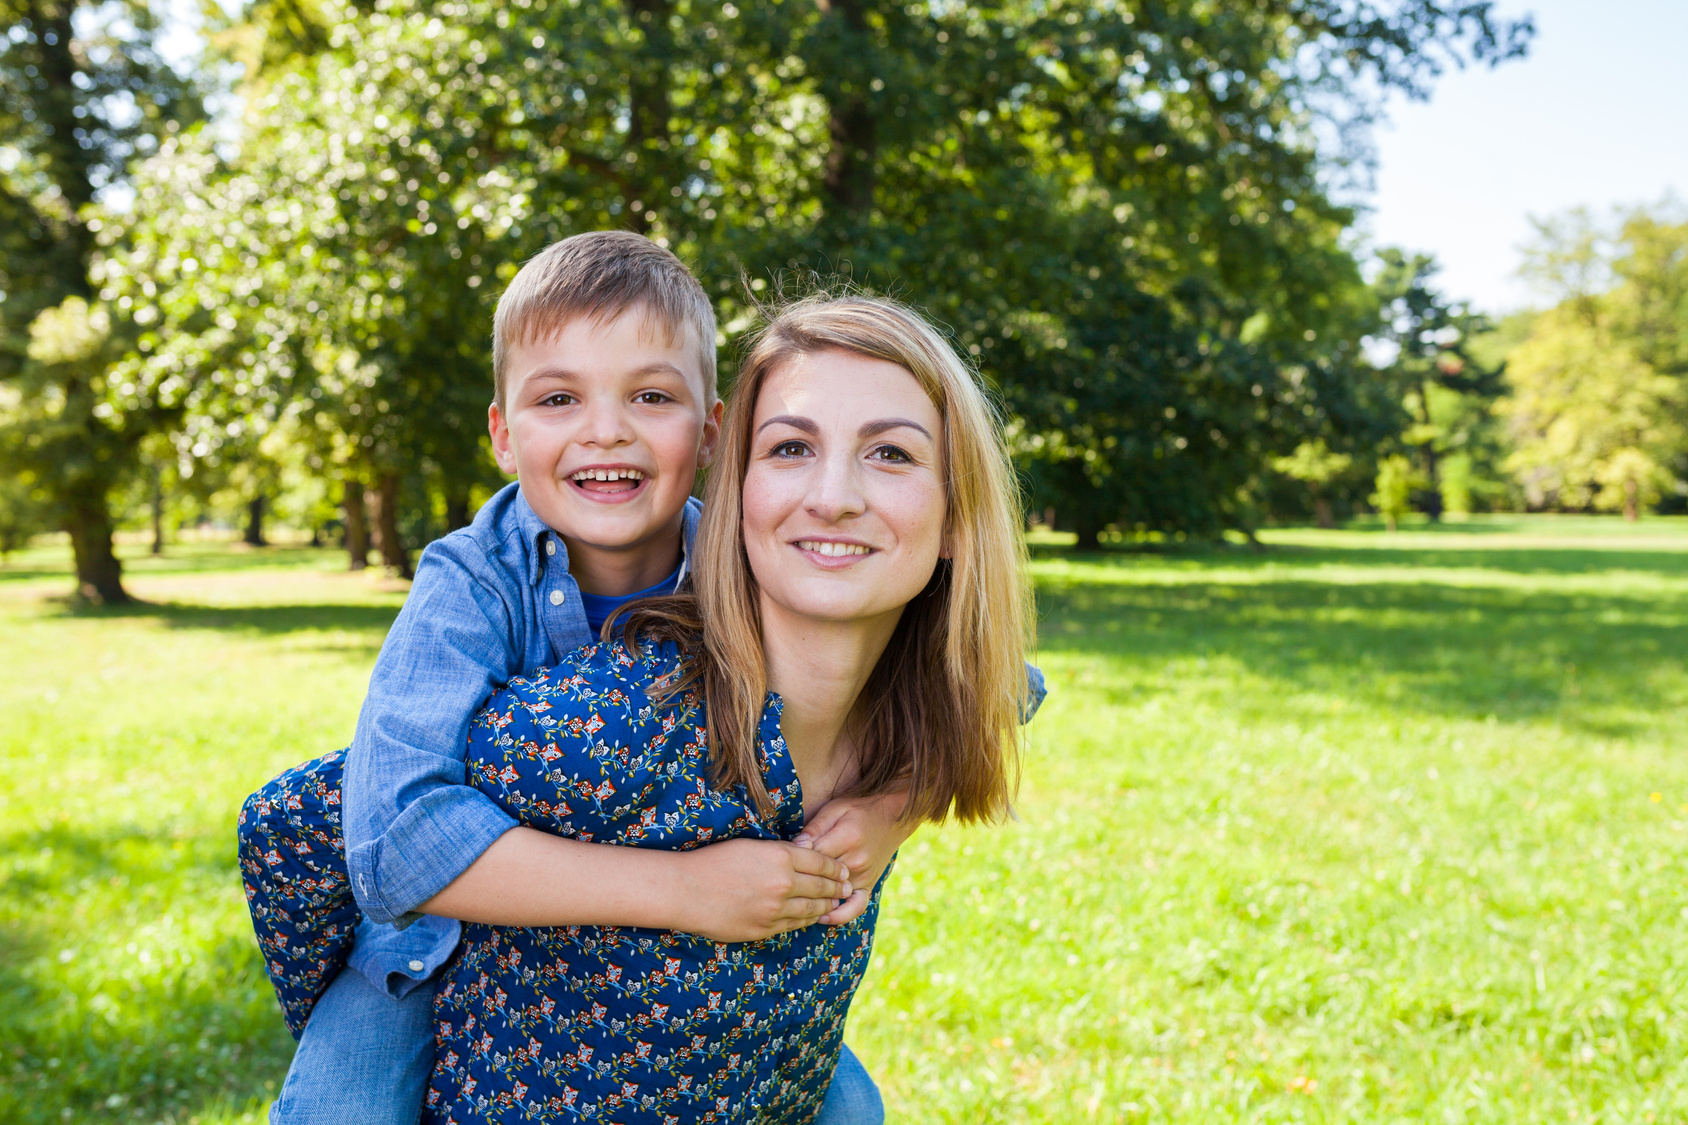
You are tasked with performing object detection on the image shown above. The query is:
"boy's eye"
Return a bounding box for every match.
[541,392,576,407]
[635,391,671,405]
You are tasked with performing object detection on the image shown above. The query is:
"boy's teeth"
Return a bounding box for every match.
[800,540,869,557]
[572,468,645,482]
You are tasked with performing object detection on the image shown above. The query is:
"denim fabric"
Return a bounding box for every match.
[340,483,703,988]
[269,964,434,1125]
[815,1045,885,1125]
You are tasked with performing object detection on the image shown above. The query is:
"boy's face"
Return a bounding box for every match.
[490,308,721,581]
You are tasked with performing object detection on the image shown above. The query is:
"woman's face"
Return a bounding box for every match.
[742,348,947,630]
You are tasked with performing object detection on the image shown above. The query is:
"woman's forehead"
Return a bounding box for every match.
[755,349,940,429]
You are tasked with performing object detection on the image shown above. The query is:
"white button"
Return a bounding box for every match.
[549,589,565,606]
[408,959,425,973]
[545,540,556,556]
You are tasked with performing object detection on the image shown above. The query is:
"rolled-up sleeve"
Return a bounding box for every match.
[343,543,524,924]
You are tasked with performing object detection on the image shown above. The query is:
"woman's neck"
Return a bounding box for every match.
[759,598,903,813]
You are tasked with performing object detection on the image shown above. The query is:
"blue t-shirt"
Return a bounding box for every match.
[575,562,684,637]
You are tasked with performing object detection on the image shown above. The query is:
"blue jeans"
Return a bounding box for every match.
[271,968,884,1124]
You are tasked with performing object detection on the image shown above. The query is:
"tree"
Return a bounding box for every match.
[1370,454,1420,531]
[1368,250,1504,519]
[1272,440,1354,528]
[1500,310,1682,520]
[0,0,200,601]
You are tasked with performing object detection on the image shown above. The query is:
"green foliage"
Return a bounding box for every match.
[1369,453,1421,530]
[1367,249,1506,519]
[5,518,1687,1121]
[0,0,203,600]
[103,0,1533,556]
[1500,206,1688,519]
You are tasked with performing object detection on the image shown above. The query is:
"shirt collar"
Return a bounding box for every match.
[511,487,557,588]
[515,487,703,589]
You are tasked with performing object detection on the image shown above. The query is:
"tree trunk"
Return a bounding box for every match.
[150,468,165,555]
[445,485,473,532]
[371,472,413,578]
[1073,515,1102,552]
[343,475,369,570]
[1313,495,1334,530]
[1623,478,1639,522]
[65,496,128,604]
[819,1,877,218]
[244,494,267,547]
[624,0,676,234]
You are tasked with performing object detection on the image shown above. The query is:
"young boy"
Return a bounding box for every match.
[248,232,904,1123]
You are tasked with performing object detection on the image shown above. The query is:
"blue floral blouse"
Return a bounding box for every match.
[239,638,884,1125]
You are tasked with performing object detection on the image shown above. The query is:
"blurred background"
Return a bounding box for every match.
[3,1,1685,1123]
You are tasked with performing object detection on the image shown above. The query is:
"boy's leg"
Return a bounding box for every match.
[269,966,435,1125]
[814,1044,885,1125]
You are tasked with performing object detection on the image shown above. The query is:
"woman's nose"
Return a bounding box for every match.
[804,453,867,522]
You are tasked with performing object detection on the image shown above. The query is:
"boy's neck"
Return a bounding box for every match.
[560,520,685,597]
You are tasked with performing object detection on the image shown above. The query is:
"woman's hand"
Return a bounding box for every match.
[794,787,917,925]
[673,839,853,942]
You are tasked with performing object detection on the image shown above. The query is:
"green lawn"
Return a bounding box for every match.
[3,517,1685,1123]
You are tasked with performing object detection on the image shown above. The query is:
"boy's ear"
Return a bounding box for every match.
[488,401,519,476]
[696,398,725,470]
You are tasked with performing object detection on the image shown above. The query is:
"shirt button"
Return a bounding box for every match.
[549,589,565,606]
[545,540,557,557]
[408,959,425,972]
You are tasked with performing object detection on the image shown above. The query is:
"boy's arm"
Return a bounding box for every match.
[342,543,529,925]
[419,827,851,943]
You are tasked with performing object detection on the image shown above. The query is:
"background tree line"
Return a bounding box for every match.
[10,0,1679,605]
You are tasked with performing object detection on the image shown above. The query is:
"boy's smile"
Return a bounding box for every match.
[489,307,722,595]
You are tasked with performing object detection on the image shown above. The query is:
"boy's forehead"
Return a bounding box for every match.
[511,306,714,397]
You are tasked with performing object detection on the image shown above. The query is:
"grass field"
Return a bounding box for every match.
[2,516,1685,1123]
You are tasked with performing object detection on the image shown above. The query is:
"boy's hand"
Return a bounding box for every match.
[794,788,917,926]
[674,839,851,943]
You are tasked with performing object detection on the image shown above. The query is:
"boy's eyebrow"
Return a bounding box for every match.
[524,361,692,384]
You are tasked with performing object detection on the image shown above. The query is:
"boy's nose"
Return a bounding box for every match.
[578,400,635,447]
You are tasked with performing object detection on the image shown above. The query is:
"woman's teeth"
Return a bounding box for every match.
[571,468,646,482]
[799,540,870,557]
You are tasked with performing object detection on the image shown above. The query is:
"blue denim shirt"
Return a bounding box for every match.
[341,482,703,995]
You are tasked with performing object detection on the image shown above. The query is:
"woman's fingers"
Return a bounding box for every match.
[819,888,869,926]
[788,871,851,904]
[786,844,849,884]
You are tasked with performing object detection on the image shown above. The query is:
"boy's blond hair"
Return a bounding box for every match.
[492,231,718,407]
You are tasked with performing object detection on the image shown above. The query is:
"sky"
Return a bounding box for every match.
[1361,0,1688,315]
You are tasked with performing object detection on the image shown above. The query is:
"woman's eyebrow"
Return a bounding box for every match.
[859,417,933,440]
[756,414,820,435]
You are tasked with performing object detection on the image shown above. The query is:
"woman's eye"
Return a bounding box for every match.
[874,445,913,463]
[772,441,810,458]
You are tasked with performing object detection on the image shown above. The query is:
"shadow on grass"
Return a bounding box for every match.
[1035,564,1685,737]
[0,824,293,1124]
[50,599,402,637]
[1,545,344,584]
[1037,538,1688,579]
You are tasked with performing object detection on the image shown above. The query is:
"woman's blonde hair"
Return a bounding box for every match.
[622,293,1032,824]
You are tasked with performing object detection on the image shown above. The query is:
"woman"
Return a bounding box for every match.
[250,293,1034,1123]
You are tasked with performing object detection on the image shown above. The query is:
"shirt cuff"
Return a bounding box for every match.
[347,914,462,999]
[346,787,518,924]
